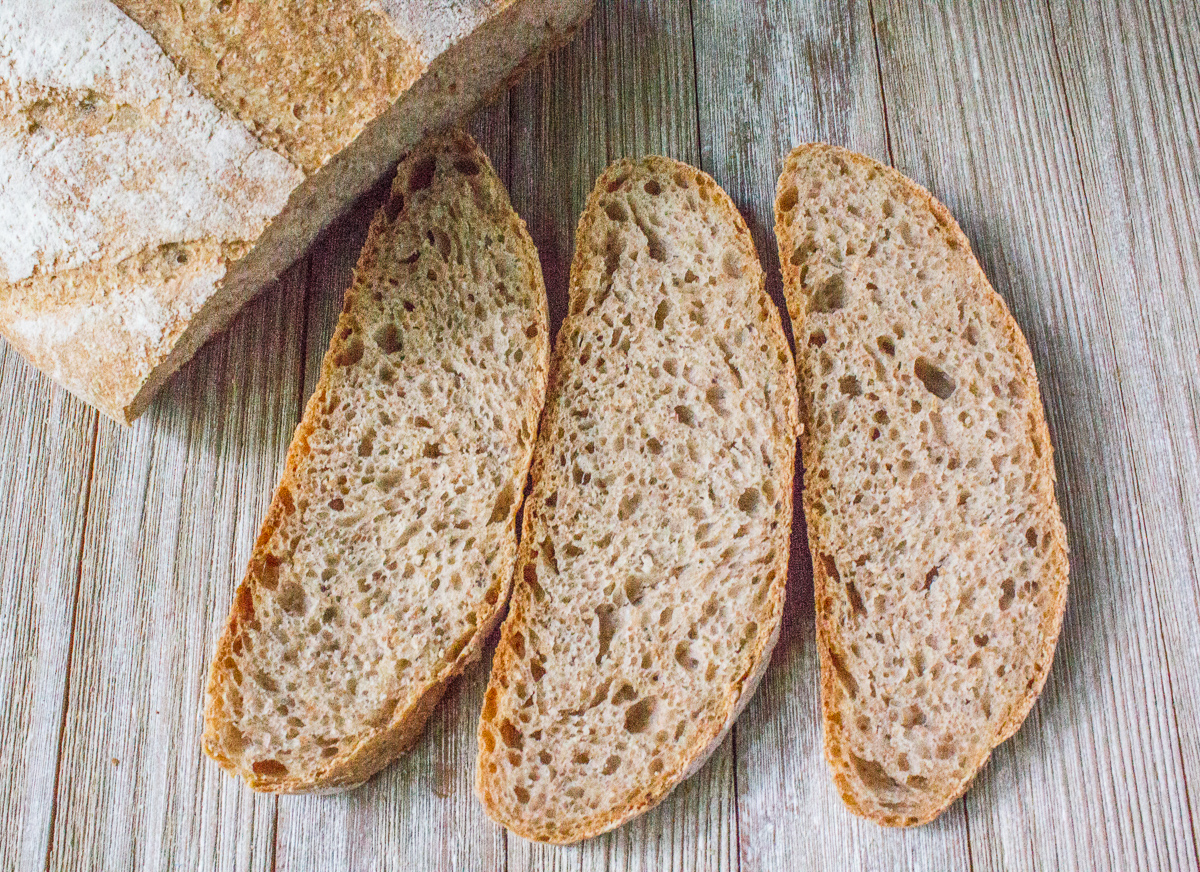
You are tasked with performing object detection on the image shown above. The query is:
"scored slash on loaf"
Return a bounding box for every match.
[775,144,1069,826]
[476,156,799,843]
[203,130,549,792]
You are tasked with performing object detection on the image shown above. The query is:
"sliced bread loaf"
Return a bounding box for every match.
[476,156,799,843]
[203,130,548,792]
[774,144,1069,826]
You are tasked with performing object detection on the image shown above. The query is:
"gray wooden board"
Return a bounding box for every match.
[1,0,1199,869]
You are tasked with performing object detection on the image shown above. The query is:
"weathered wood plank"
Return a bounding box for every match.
[0,353,95,872]
[272,98,511,872]
[504,2,735,869]
[693,1,973,869]
[873,0,1200,868]
[43,265,308,871]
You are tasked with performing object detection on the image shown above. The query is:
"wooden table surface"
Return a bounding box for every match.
[3,0,1199,869]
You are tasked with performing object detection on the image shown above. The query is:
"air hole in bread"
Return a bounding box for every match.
[623,576,646,605]
[915,357,955,399]
[852,754,900,791]
[839,375,862,397]
[809,329,827,348]
[453,158,480,176]
[877,335,896,356]
[594,606,617,662]
[722,248,744,278]
[675,405,695,426]
[605,200,628,222]
[252,759,289,779]
[334,335,364,367]
[674,641,698,670]
[737,488,761,514]
[706,386,728,416]
[830,649,858,698]
[778,185,799,212]
[644,179,662,196]
[923,566,939,591]
[356,429,375,457]
[489,483,515,524]
[811,274,846,312]
[641,225,667,262]
[606,172,630,193]
[845,581,867,618]
[624,697,655,733]
[499,719,523,749]
[409,155,437,192]
[901,705,926,729]
[999,578,1016,611]
[373,323,403,355]
[601,755,621,775]
[654,300,670,330]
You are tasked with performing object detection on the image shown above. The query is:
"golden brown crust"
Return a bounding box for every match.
[775,143,1069,827]
[476,156,798,844]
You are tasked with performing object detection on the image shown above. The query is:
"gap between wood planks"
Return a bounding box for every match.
[42,420,100,872]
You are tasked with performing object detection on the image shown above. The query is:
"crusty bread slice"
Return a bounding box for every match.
[774,144,1069,826]
[476,157,799,843]
[203,130,548,793]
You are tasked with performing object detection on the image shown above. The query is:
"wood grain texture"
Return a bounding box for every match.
[1,0,1198,869]
[873,0,1200,869]
[42,265,309,870]
[0,352,95,872]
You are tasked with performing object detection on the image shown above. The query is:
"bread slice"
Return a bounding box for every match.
[203,130,548,793]
[774,144,1069,826]
[476,157,799,843]
[0,0,592,424]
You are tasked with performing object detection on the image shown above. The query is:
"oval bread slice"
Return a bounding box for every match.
[775,144,1069,826]
[203,130,548,792]
[476,157,799,843]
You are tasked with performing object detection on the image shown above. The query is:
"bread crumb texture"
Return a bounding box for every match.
[775,144,1068,826]
[203,130,548,792]
[477,157,798,843]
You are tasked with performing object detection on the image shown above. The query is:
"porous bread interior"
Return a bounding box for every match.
[477,156,798,844]
[775,144,1068,826]
[203,130,548,792]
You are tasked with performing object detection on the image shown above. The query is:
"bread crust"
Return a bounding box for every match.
[476,156,799,844]
[202,130,549,792]
[775,143,1069,827]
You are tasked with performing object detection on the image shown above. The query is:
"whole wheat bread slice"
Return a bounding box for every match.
[775,144,1069,826]
[476,156,799,843]
[203,130,548,793]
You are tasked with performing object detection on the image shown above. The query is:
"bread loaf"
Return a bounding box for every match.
[476,156,798,843]
[203,130,548,792]
[774,144,1069,826]
[0,0,591,423]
